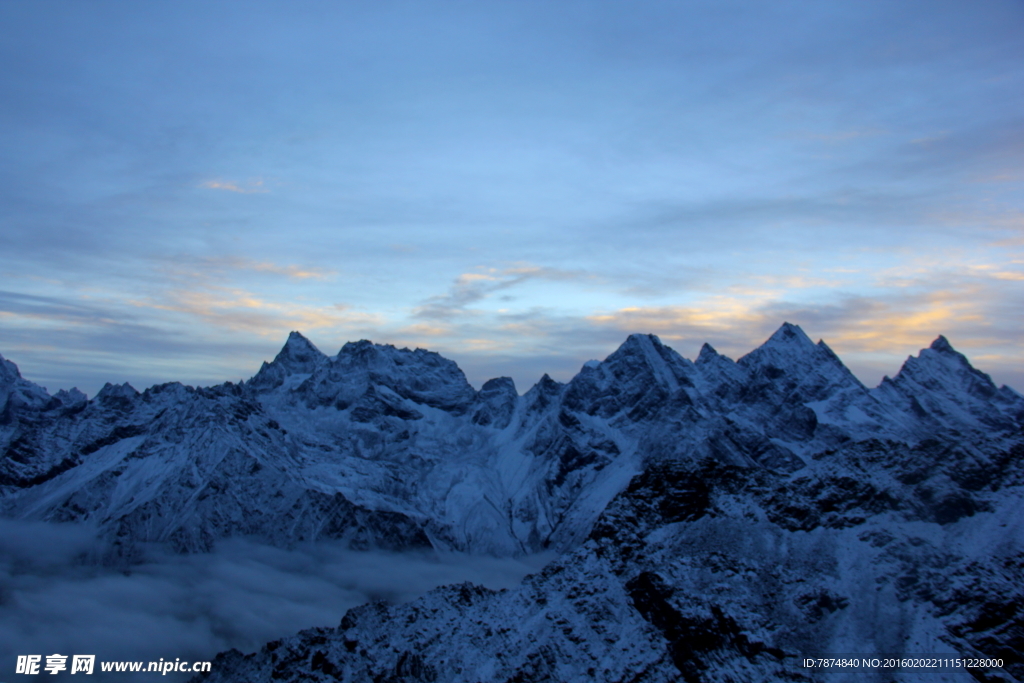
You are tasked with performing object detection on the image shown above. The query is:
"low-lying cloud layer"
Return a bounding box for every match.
[0,520,550,682]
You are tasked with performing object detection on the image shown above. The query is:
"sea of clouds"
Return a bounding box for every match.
[0,519,552,682]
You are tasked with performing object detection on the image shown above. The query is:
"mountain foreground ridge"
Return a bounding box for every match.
[2,323,1023,682]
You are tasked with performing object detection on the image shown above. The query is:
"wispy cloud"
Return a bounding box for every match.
[413,265,595,320]
[200,178,270,194]
[130,287,381,337]
[910,131,952,146]
[204,257,335,281]
[392,322,454,339]
[787,127,888,144]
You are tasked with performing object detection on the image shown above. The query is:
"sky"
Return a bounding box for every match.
[1,0,1022,396]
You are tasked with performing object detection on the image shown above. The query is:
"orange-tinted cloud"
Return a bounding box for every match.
[129,286,380,337]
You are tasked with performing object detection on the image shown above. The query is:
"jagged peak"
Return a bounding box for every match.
[55,387,88,403]
[887,336,977,381]
[695,343,720,364]
[733,324,865,393]
[144,381,195,397]
[536,373,562,391]
[930,335,954,353]
[250,331,327,387]
[282,330,319,351]
[338,339,378,355]
[909,335,972,369]
[815,338,846,365]
[336,339,430,361]
[603,333,662,361]
[609,333,691,368]
[275,330,323,358]
[480,376,516,394]
[887,336,1000,404]
[617,333,666,353]
[95,382,139,401]
[999,383,1023,397]
[522,373,562,413]
[334,340,466,379]
[765,322,815,348]
[0,352,23,381]
[737,322,816,368]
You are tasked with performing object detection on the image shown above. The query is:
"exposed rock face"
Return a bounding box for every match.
[2,324,1023,681]
[198,456,1024,683]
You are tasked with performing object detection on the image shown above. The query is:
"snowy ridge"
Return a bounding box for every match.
[2,323,1023,680]
[0,351,54,415]
[2,324,1022,559]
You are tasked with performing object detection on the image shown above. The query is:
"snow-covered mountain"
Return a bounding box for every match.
[197,444,1024,682]
[1,324,1021,560]
[2,324,1023,681]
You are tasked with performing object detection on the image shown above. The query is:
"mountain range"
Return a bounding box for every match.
[2,323,1022,681]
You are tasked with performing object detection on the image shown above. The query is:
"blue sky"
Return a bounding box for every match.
[1,1,1022,395]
